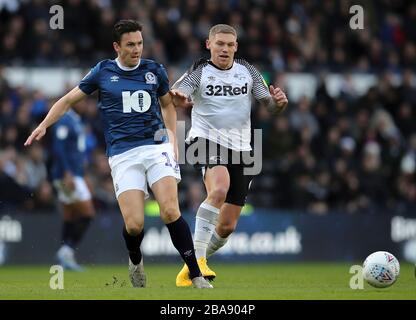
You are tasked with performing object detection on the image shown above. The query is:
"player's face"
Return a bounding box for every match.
[206,33,238,69]
[113,31,143,67]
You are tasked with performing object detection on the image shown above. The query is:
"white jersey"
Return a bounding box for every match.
[173,59,270,151]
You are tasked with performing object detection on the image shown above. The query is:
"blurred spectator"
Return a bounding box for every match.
[358,142,390,212]
[0,146,32,210]
[0,1,413,72]
[289,96,319,137]
[31,180,55,211]
[23,144,47,190]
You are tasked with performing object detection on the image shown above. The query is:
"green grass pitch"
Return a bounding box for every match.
[0,262,415,300]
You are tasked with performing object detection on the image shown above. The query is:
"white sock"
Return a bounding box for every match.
[207,230,229,257]
[194,202,219,259]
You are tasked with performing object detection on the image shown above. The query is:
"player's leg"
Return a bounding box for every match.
[192,166,229,276]
[193,139,231,264]
[56,203,81,270]
[69,200,95,245]
[70,176,96,247]
[174,165,228,286]
[207,203,241,257]
[60,204,76,249]
[117,189,147,288]
[57,200,95,271]
[150,175,212,289]
[194,165,230,260]
[207,160,254,257]
[175,166,228,285]
[109,150,150,288]
[56,177,95,271]
[146,142,212,288]
[176,139,230,284]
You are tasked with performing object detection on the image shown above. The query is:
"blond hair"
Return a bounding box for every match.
[209,24,237,39]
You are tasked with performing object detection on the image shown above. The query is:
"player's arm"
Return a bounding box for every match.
[24,87,87,146]
[159,93,179,159]
[243,60,288,115]
[169,89,194,108]
[170,65,202,108]
[260,85,288,115]
[170,72,194,108]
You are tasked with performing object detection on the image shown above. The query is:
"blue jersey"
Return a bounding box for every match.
[78,58,170,157]
[51,110,86,179]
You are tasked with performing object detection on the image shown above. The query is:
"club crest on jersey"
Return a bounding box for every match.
[110,75,119,82]
[234,73,246,80]
[145,72,157,84]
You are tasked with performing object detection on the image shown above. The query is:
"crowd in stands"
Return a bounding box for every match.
[0,0,415,214]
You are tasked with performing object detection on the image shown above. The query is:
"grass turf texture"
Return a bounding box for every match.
[0,262,415,300]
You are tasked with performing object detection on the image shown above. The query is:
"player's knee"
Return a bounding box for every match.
[160,206,180,224]
[208,187,228,206]
[124,218,144,235]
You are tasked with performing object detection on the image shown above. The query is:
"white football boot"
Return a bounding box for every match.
[128,258,146,288]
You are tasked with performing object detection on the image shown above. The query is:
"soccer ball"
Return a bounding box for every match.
[363,251,400,288]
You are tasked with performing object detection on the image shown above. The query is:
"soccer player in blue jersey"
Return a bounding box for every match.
[25,20,212,289]
[51,103,95,271]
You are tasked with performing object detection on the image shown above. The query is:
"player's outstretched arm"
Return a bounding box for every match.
[169,89,194,109]
[24,86,87,146]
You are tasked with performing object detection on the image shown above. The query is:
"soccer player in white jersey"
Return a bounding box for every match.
[171,24,288,286]
[25,20,212,289]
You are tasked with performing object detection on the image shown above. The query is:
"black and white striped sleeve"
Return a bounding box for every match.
[237,59,271,100]
[172,66,203,97]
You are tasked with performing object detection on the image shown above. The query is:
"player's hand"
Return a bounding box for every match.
[269,85,288,113]
[169,89,193,108]
[24,125,47,146]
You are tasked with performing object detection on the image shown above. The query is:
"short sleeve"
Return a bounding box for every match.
[237,59,271,101]
[78,62,101,95]
[157,64,170,97]
[249,66,270,100]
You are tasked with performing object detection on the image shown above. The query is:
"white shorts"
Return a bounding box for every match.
[53,176,92,205]
[108,143,181,199]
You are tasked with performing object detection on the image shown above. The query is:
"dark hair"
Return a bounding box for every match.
[113,20,143,43]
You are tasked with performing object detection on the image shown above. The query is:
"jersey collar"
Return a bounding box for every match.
[115,57,141,71]
[208,60,234,71]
